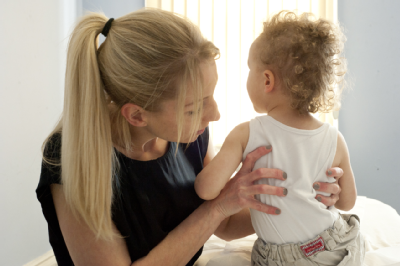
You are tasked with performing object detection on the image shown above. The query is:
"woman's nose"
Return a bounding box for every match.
[204,99,220,122]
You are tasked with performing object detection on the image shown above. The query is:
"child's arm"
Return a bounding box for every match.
[195,122,250,200]
[333,132,357,211]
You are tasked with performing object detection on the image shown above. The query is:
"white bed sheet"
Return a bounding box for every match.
[26,196,400,266]
[195,196,400,266]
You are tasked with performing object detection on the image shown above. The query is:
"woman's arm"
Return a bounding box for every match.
[51,184,132,266]
[51,146,285,266]
[214,208,254,241]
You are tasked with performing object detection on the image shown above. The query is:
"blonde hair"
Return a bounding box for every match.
[259,11,346,114]
[43,8,219,240]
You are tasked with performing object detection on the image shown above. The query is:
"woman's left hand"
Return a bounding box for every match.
[313,167,343,207]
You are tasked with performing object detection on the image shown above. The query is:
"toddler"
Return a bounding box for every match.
[195,11,364,266]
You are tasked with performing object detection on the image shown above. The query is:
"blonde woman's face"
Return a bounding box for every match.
[146,60,220,143]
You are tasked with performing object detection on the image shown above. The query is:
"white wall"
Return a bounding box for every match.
[338,0,400,213]
[83,0,144,16]
[0,1,144,265]
[82,0,145,43]
[0,1,78,265]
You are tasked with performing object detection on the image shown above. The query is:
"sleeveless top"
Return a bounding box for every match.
[36,128,208,266]
[242,116,339,244]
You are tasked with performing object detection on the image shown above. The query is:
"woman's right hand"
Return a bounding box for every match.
[212,146,288,219]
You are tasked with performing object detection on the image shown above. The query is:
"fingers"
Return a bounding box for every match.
[315,193,339,207]
[326,167,344,180]
[249,184,288,197]
[240,146,272,174]
[245,184,286,215]
[250,168,287,182]
[313,167,343,207]
[247,198,281,215]
[313,181,341,195]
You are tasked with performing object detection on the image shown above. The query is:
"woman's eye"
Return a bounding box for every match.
[186,108,201,116]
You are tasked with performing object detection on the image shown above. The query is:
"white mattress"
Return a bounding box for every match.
[196,196,400,266]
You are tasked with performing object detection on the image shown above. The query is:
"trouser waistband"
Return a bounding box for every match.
[254,214,360,263]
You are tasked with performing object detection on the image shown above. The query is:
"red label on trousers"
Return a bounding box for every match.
[300,236,325,257]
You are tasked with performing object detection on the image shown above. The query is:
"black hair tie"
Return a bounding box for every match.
[102,18,114,37]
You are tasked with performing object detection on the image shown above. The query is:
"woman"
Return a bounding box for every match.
[36,9,343,266]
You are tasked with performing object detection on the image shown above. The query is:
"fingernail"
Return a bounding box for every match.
[317,196,322,202]
[313,183,320,190]
[266,145,272,150]
[275,209,281,214]
[327,170,333,176]
[283,188,288,195]
[282,172,287,179]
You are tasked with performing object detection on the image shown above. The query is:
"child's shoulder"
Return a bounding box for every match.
[226,121,251,152]
[231,115,268,134]
[232,121,250,133]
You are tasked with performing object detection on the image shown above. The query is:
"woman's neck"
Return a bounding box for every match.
[114,127,169,161]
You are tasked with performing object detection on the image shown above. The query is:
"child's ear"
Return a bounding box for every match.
[121,103,148,127]
[263,70,275,93]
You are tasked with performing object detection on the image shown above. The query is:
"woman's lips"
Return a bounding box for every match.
[197,129,205,135]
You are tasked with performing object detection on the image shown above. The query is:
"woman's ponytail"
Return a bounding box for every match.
[62,13,116,240]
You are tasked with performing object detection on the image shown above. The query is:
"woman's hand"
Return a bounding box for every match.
[211,146,287,219]
[313,167,343,207]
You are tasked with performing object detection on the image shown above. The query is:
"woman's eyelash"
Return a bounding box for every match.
[186,100,208,115]
[186,108,202,116]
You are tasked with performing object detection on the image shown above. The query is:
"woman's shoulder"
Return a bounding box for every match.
[38,132,62,190]
[43,132,62,160]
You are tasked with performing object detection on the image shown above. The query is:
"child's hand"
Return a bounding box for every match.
[211,146,288,219]
[313,167,343,207]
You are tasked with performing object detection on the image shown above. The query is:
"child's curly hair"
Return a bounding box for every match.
[259,11,346,114]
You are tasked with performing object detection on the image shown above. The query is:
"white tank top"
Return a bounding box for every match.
[243,115,339,244]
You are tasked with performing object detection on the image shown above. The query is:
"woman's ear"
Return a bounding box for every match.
[263,70,275,93]
[121,103,148,127]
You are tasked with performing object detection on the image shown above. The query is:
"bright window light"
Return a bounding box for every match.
[145,0,338,147]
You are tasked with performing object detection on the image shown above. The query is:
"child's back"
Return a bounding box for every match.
[195,10,364,265]
[244,115,338,244]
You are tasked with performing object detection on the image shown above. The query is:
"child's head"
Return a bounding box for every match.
[251,11,346,114]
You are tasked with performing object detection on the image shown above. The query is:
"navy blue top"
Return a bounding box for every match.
[36,128,209,266]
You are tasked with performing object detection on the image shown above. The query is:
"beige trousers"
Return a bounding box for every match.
[251,214,365,266]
